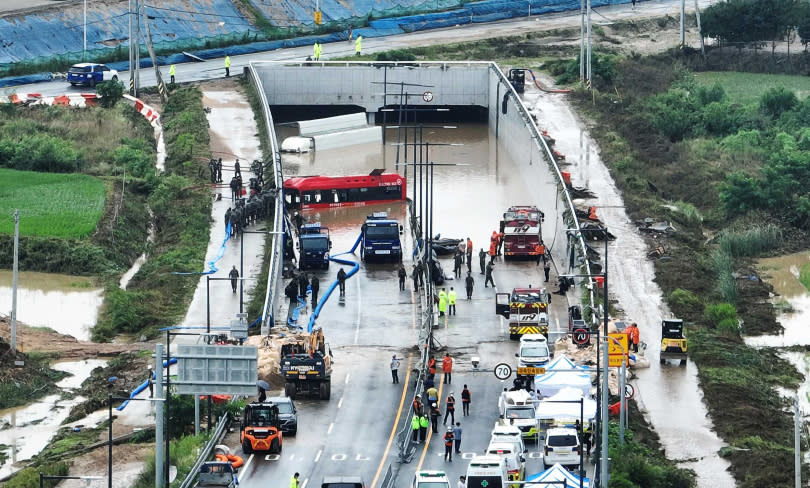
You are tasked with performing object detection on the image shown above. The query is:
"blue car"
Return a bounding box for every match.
[67,63,119,87]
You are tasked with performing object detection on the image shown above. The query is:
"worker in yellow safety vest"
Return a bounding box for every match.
[313,42,322,61]
[224,55,231,77]
[169,64,176,84]
[438,288,447,317]
[448,287,457,316]
[355,35,362,56]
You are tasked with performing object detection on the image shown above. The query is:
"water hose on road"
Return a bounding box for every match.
[117,357,178,411]
[525,69,571,94]
[306,233,363,332]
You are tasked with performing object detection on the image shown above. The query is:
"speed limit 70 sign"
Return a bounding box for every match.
[494,363,512,380]
[572,328,590,345]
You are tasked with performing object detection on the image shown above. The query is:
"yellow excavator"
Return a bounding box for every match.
[660,318,687,366]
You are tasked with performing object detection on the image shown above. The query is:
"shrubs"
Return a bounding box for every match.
[96,79,124,108]
[0,134,81,172]
[376,49,417,61]
[759,86,797,118]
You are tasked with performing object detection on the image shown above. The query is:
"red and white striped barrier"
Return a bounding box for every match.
[4,92,98,107]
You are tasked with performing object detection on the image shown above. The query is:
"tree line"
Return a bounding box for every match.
[702,0,810,52]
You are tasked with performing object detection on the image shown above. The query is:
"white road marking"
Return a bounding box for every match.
[239,454,254,481]
[315,449,322,462]
[338,396,344,408]
[328,422,335,434]
[289,453,295,460]
[302,478,309,488]
[345,373,351,384]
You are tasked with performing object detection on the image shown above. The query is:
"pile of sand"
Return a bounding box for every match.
[245,332,311,392]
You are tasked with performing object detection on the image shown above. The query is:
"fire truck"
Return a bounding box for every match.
[495,287,551,340]
[500,206,544,259]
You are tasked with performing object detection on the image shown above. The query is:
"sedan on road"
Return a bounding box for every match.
[269,396,297,435]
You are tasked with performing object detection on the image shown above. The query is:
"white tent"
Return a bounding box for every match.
[534,387,596,422]
[534,355,592,397]
[526,463,590,488]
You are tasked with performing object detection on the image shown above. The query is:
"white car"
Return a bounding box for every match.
[412,470,450,488]
[67,62,119,87]
[543,427,581,470]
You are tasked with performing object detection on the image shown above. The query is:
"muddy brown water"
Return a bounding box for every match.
[522,83,735,487]
[0,358,107,479]
[0,270,102,342]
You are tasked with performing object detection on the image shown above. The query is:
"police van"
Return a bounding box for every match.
[466,455,507,488]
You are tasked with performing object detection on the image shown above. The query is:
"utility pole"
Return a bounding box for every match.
[128,0,134,95]
[135,0,141,96]
[11,210,19,352]
[680,0,686,47]
[586,0,592,87]
[83,0,87,61]
[694,0,705,55]
[600,233,609,487]
[141,7,166,102]
[579,0,584,81]
[154,343,164,488]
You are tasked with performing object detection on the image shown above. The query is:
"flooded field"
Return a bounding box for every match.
[0,270,102,341]
[0,359,107,479]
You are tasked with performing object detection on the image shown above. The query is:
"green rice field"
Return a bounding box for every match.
[694,71,810,104]
[0,168,105,238]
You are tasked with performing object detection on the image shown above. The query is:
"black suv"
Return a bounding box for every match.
[269,396,297,435]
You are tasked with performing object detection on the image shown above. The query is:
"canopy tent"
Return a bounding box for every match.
[526,463,590,488]
[534,387,596,422]
[534,355,592,397]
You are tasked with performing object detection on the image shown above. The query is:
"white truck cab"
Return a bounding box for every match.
[516,334,551,373]
[497,389,539,440]
[490,423,526,454]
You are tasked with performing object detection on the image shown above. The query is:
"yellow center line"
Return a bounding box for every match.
[370,358,413,488]
[416,379,445,470]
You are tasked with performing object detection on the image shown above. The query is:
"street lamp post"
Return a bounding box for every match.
[107,393,164,488]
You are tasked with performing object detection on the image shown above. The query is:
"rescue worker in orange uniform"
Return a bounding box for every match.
[535,241,547,265]
[442,353,453,384]
[627,322,640,353]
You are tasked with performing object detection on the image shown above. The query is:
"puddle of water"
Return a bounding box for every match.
[745,252,810,348]
[0,270,102,342]
[0,358,106,479]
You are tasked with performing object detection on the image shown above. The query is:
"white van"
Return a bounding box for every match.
[497,390,539,440]
[486,442,526,481]
[516,334,551,371]
[490,423,526,454]
[466,455,507,488]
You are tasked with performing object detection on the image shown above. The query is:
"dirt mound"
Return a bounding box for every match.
[245,331,312,392]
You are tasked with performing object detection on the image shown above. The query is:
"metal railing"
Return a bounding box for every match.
[245,64,286,335]
[177,412,232,488]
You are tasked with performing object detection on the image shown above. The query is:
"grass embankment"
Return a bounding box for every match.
[563,50,808,486]
[94,86,212,341]
[0,169,104,238]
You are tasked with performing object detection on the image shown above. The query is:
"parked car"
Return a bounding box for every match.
[543,427,581,470]
[321,476,365,488]
[268,396,297,435]
[67,62,118,87]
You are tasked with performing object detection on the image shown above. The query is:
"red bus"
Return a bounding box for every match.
[284,169,406,210]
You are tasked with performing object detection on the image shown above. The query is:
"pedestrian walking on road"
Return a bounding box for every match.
[428,356,437,376]
[229,265,239,293]
[412,413,421,443]
[443,427,455,461]
[458,476,467,488]
[466,238,473,267]
[310,275,320,306]
[337,268,347,297]
[229,176,239,201]
[390,355,401,384]
[209,159,217,183]
[489,237,497,264]
[234,159,241,178]
[398,265,407,291]
[169,64,176,84]
[448,287,457,316]
[216,158,223,183]
[430,403,441,433]
[285,280,298,308]
[442,353,453,384]
[290,473,300,488]
[453,252,462,278]
[412,264,420,291]
[313,41,322,61]
[355,35,363,56]
[426,385,439,406]
[461,384,471,416]
[419,413,429,441]
[535,241,546,265]
[444,392,456,425]
[544,260,551,282]
[627,322,640,352]
[485,262,495,288]
[147,365,154,398]
[258,385,267,403]
[453,422,462,453]
[479,248,486,274]
[298,273,309,300]
[496,231,504,255]
[465,273,474,300]
[224,55,231,77]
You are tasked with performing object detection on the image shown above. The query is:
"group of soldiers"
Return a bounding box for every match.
[222,159,277,236]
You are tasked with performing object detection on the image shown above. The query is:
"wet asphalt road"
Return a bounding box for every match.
[230,119,589,488]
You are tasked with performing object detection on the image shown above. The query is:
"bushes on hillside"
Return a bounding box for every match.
[0,134,80,172]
